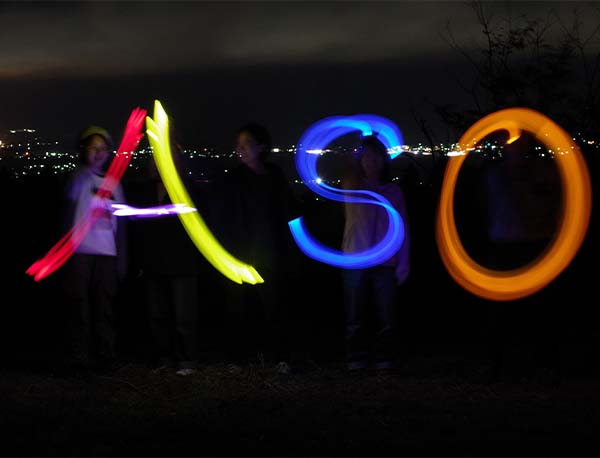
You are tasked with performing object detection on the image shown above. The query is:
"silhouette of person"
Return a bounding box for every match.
[62,126,127,374]
[341,135,410,371]
[214,122,300,374]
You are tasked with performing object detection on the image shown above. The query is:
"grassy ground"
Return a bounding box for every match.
[3,352,600,457]
[4,162,600,456]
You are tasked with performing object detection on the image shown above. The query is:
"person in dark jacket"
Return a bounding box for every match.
[129,143,202,376]
[213,122,301,374]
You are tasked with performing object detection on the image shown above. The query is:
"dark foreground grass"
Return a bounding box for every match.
[2,354,600,457]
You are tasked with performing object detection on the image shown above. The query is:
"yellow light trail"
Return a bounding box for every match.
[145,100,263,285]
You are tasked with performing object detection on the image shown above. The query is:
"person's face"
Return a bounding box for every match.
[84,135,110,173]
[360,146,385,180]
[236,131,263,166]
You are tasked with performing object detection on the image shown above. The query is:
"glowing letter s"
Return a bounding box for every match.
[289,114,405,268]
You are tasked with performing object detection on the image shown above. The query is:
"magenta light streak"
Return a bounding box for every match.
[111,203,197,218]
[26,107,147,281]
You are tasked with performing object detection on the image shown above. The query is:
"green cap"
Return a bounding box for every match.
[79,125,113,147]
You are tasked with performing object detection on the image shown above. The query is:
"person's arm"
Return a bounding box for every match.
[394,188,410,285]
[205,169,241,253]
[114,184,129,281]
[341,172,363,222]
[62,171,83,232]
[272,165,302,222]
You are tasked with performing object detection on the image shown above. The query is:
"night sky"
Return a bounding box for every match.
[4,7,600,454]
[1,1,599,148]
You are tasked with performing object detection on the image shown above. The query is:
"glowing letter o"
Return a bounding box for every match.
[435,107,592,301]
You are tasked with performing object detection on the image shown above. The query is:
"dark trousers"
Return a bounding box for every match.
[343,266,398,366]
[63,253,118,366]
[145,275,199,369]
[483,241,561,377]
[223,269,290,363]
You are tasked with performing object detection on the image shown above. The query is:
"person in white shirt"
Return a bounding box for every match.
[62,126,127,375]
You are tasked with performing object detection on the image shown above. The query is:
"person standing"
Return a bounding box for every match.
[62,126,127,375]
[341,135,410,371]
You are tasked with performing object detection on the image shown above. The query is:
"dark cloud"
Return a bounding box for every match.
[1,1,599,145]
[2,1,597,77]
[0,57,467,148]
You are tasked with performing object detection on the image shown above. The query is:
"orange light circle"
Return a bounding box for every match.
[435,107,592,301]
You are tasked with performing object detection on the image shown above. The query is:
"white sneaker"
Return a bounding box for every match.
[275,361,292,375]
[347,360,368,371]
[227,363,242,374]
[151,364,170,374]
[374,360,394,371]
[176,368,196,376]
